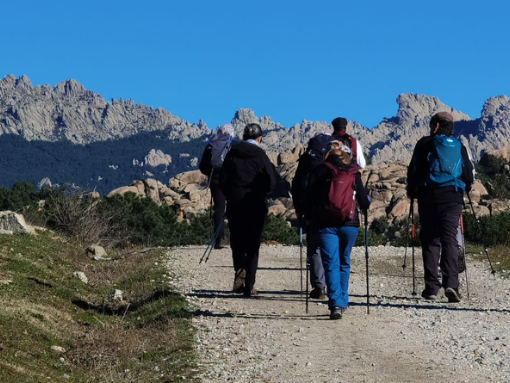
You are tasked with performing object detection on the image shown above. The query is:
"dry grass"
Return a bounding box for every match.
[0,231,198,383]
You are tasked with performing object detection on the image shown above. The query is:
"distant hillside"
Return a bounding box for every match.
[1,74,510,193]
[0,132,206,195]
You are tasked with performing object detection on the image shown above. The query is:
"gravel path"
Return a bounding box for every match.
[166,245,510,383]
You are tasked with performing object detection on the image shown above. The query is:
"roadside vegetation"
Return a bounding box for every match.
[0,232,198,382]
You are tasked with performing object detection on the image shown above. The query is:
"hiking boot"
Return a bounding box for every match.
[458,247,466,273]
[421,290,437,301]
[309,287,326,300]
[445,287,461,303]
[330,306,345,320]
[243,288,258,298]
[232,269,246,293]
[214,243,226,250]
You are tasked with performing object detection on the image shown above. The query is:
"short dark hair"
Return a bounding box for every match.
[243,123,263,140]
[331,117,348,132]
[429,115,454,136]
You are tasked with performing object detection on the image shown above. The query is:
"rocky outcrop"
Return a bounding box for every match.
[0,75,209,144]
[143,149,172,167]
[0,211,36,234]
[107,161,498,228]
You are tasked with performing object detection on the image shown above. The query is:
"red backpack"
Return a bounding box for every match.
[318,162,358,226]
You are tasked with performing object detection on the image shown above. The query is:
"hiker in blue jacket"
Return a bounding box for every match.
[407,112,474,302]
[306,141,370,319]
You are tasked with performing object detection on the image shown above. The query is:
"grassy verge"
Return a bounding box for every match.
[465,243,510,277]
[0,231,198,383]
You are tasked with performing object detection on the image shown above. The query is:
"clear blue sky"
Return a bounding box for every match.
[2,0,509,129]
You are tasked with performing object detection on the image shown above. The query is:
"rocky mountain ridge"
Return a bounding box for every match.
[0,74,209,144]
[2,75,510,166]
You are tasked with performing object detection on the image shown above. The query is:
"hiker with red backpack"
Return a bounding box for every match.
[407,112,474,303]
[199,123,237,249]
[292,117,367,301]
[306,141,371,319]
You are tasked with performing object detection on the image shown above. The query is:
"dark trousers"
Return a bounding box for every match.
[418,201,463,294]
[210,184,226,246]
[228,205,267,292]
[306,226,325,289]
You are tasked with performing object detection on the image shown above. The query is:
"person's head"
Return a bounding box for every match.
[429,112,454,136]
[217,123,235,137]
[331,117,348,134]
[243,123,263,142]
[325,140,352,165]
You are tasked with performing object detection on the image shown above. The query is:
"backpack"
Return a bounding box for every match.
[306,133,335,165]
[332,133,358,164]
[317,162,358,226]
[296,134,334,189]
[424,135,466,191]
[209,132,233,170]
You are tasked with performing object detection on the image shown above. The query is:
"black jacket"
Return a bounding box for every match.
[407,135,474,204]
[219,141,277,208]
[306,156,370,229]
[198,143,216,183]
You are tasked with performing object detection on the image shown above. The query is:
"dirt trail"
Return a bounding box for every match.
[166,245,510,383]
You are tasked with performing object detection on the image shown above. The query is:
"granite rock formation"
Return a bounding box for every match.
[0,75,209,144]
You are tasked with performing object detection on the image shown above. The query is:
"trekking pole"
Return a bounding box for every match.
[467,193,496,275]
[460,215,470,299]
[199,217,225,264]
[299,225,303,296]
[305,256,310,314]
[364,210,370,314]
[402,198,414,271]
[410,199,417,296]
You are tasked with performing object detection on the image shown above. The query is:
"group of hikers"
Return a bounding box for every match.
[199,111,474,319]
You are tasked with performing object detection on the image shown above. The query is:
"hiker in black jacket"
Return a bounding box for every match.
[199,124,236,249]
[219,123,277,297]
[407,112,474,303]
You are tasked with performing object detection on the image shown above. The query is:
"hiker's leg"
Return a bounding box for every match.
[318,226,341,309]
[438,203,463,290]
[227,209,245,272]
[337,226,358,308]
[418,202,442,295]
[307,226,325,289]
[243,208,266,293]
[210,184,226,247]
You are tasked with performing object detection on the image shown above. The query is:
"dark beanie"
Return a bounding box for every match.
[332,117,348,132]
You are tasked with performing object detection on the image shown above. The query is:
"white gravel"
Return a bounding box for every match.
[166,245,510,383]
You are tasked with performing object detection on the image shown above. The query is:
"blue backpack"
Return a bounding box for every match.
[424,135,465,191]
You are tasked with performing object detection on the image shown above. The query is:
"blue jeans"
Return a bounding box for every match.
[317,226,359,309]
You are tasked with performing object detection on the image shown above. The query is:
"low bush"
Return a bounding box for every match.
[463,211,510,247]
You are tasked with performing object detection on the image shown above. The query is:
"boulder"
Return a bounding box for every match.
[73,271,88,284]
[268,201,287,217]
[0,211,36,235]
[107,185,140,197]
[86,244,108,259]
[388,199,410,219]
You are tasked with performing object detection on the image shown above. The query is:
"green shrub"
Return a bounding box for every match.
[262,215,299,245]
[476,153,510,199]
[354,226,384,247]
[463,211,510,247]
